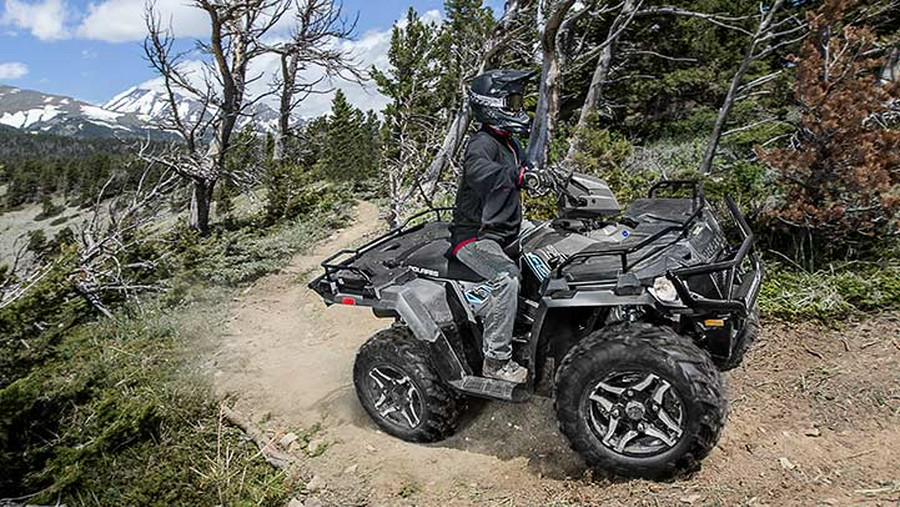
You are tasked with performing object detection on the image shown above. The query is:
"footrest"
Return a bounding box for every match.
[449,375,517,401]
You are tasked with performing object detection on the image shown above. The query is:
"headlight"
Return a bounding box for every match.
[649,277,680,303]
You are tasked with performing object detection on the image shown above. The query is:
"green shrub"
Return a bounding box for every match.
[172,188,352,289]
[0,302,294,504]
[760,261,900,320]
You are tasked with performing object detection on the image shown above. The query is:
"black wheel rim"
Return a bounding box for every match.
[363,364,425,430]
[582,371,685,457]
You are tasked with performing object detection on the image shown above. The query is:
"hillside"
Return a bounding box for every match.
[215,204,900,506]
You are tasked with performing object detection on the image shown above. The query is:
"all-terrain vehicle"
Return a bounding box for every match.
[309,169,762,479]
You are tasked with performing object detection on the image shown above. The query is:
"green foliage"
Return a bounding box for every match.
[0,191,353,501]
[435,0,495,108]
[0,301,294,504]
[760,262,900,320]
[26,229,47,256]
[178,188,352,288]
[34,195,65,221]
[317,90,380,187]
[373,8,444,201]
[0,254,85,390]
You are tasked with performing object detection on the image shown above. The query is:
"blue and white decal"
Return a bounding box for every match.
[524,252,552,281]
[464,284,493,305]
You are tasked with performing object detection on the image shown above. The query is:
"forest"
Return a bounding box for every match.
[0,0,898,504]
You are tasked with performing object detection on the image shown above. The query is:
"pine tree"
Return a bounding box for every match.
[372,8,443,224]
[435,0,495,110]
[319,89,377,185]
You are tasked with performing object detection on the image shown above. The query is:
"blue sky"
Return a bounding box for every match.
[0,0,501,106]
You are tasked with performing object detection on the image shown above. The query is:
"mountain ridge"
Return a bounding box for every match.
[0,83,282,140]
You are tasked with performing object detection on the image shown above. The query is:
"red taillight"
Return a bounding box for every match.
[340,297,356,305]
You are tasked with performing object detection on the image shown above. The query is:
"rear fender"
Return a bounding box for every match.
[377,278,454,343]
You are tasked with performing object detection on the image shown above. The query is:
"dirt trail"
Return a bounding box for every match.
[214,202,900,506]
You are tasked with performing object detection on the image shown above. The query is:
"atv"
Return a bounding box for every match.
[309,169,762,479]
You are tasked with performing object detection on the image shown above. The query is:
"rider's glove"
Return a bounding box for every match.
[519,162,545,193]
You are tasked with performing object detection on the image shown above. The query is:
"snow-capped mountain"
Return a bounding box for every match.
[0,82,282,141]
[0,85,153,138]
[104,82,281,133]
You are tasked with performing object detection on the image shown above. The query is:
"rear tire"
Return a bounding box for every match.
[353,326,464,443]
[715,308,759,371]
[554,323,727,479]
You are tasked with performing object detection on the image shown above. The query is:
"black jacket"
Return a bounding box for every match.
[450,126,524,252]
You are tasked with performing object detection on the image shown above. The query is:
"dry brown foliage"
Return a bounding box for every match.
[759,0,900,248]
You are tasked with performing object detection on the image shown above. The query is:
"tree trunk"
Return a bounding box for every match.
[526,0,575,168]
[526,54,561,167]
[569,0,639,158]
[274,53,297,162]
[403,105,471,204]
[699,0,784,174]
[190,179,214,235]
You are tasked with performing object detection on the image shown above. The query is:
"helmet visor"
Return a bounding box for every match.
[503,93,524,113]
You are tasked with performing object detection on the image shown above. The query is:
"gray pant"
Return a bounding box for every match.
[456,240,520,361]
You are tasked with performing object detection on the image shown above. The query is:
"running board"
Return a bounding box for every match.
[449,375,519,401]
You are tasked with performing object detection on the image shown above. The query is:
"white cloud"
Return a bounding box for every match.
[1,0,69,40]
[282,9,442,118]
[77,0,209,42]
[108,8,445,119]
[0,61,28,79]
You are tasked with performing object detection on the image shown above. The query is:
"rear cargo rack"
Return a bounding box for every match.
[316,207,453,286]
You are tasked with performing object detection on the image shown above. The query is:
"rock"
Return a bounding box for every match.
[821,498,840,505]
[279,432,299,448]
[287,498,305,507]
[366,444,377,452]
[679,493,702,504]
[804,428,821,437]
[778,457,796,470]
[304,498,324,507]
[307,438,326,455]
[343,464,358,475]
[306,475,326,493]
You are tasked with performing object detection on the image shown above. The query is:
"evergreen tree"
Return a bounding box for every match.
[435,0,495,112]
[319,90,362,183]
[372,8,443,223]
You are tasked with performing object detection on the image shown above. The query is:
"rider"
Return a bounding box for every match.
[450,69,536,384]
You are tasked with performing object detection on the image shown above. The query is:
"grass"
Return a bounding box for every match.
[0,192,355,504]
[759,261,900,321]
[1,296,297,505]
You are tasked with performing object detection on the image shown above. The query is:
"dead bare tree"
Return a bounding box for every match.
[698,0,807,174]
[0,236,57,311]
[565,2,757,163]
[0,148,180,317]
[569,0,642,146]
[144,0,291,234]
[71,152,181,317]
[526,0,577,168]
[266,0,363,161]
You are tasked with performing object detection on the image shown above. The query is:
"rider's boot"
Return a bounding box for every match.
[483,357,528,384]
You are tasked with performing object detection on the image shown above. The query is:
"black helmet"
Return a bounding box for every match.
[469,69,534,135]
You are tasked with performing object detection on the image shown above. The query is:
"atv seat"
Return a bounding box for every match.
[403,237,483,282]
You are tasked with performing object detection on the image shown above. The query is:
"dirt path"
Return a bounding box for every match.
[213,202,900,506]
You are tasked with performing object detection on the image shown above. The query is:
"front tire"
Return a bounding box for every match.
[353,326,464,443]
[554,323,727,479]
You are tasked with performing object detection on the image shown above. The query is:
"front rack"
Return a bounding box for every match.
[555,181,706,276]
[554,181,761,315]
